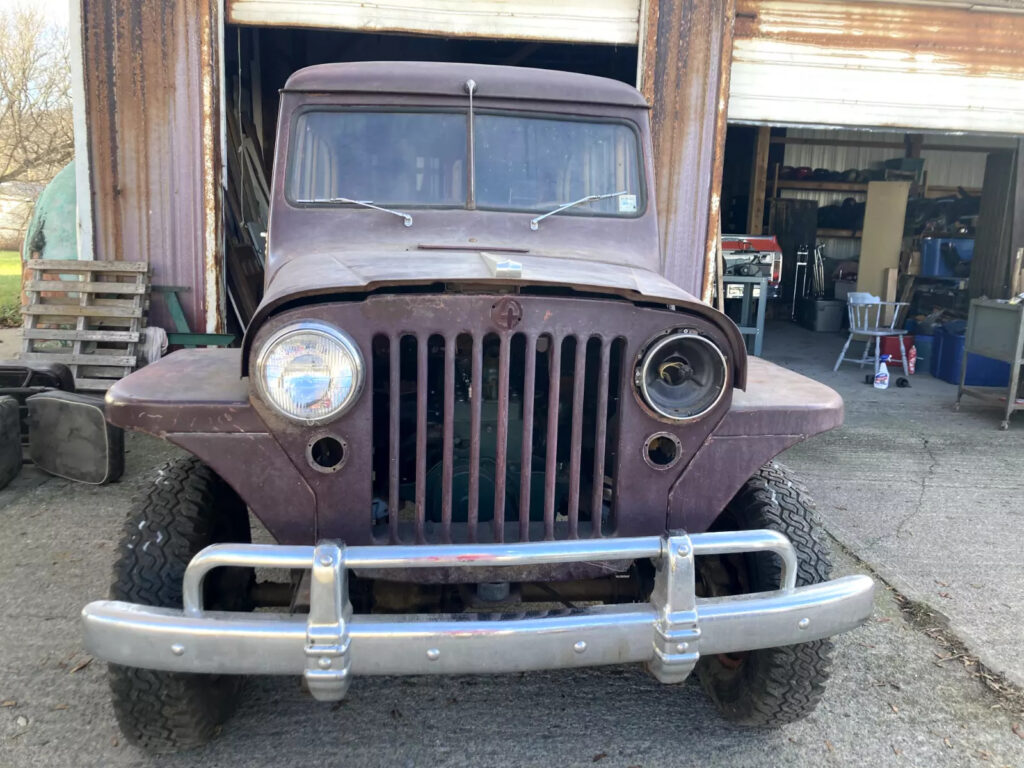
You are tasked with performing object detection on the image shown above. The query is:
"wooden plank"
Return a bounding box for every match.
[882,267,899,326]
[776,180,868,193]
[26,259,149,272]
[22,329,141,342]
[768,136,1010,154]
[166,332,235,346]
[22,304,144,319]
[746,126,770,235]
[21,352,137,367]
[74,378,118,391]
[77,363,132,376]
[23,280,147,295]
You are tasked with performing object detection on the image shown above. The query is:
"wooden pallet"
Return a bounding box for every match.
[21,259,150,392]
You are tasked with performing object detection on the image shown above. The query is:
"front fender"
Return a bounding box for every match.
[105,349,315,544]
[668,357,843,532]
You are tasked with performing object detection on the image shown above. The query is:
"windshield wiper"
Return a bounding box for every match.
[529,190,629,231]
[295,197,413,227]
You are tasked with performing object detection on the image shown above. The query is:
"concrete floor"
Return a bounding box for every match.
[1,320,1023,766]
[762,321,1024,689]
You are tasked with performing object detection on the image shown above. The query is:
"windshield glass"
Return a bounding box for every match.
[288,110,643,218]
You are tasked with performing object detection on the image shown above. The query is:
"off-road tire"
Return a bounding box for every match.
[695,461,834,727]
[108,456,252,753]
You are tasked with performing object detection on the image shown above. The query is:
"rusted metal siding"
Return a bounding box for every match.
[80,0,222,333]
[640,0,735,300]
[731,0,1024,132]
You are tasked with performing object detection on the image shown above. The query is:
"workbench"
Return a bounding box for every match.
[722,275,768,357]
[955,299,1024,430]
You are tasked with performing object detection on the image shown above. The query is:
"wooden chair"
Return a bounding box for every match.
[833,292,910,377]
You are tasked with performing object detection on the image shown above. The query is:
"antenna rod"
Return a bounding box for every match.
[465,79,477,209]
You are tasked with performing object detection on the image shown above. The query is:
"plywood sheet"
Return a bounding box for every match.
[857,182,910,301]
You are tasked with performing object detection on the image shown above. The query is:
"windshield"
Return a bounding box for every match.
[288,110,643,218]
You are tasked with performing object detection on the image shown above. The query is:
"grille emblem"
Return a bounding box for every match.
[491,298,523,330]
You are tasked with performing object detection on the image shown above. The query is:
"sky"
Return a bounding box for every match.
[0,0,69,28]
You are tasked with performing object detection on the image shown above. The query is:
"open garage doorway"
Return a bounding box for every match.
[221,24,638,332]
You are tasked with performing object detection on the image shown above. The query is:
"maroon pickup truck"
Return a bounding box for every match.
[82,62,873,753]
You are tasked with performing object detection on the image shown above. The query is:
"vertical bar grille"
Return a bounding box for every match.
[372,330,623,544]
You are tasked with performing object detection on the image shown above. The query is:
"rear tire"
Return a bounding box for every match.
[695,461,834,727]
[108,456,252,753]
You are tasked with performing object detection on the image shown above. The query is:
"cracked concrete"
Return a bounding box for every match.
[765,320,1024,689]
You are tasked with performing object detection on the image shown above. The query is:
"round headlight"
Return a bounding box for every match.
[637,331,728,421]
[256,322,364,423]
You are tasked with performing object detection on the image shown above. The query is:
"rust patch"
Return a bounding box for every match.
[641,0,736,298]
[736,0,1024,79]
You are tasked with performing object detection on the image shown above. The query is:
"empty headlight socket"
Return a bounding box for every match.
[643,432,683,470]
[306,433,348,473]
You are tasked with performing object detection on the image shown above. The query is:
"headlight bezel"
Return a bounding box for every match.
[635,329,729,423]
[254,321,365,425]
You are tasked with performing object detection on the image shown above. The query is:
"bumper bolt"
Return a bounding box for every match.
[573,641,587,654]
[798,618,810,630]
[676,642,689,652]
[426,648,441,661]
[318,657,332,669]
[318,553,334,567]
[676,544,690,557]
[170,643,185,656]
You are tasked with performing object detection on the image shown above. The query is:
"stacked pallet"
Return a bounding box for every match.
[21,259,150,391]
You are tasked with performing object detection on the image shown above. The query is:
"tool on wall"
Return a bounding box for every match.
[791,244,810,320]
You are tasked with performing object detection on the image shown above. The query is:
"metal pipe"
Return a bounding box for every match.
[690,529,798,591]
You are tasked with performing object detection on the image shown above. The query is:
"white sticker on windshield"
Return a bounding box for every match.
[618,194,637,213]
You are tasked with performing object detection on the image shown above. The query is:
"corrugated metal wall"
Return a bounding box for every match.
[80,0,222,334]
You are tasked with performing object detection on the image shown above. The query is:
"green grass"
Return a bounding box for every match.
[0,251,22,327]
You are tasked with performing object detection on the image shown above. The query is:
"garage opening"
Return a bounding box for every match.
[718,121,1021,409]
[221,24,638,333]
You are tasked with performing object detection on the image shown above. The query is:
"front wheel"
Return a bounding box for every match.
[107,456,253,753]
[695,461,834,727]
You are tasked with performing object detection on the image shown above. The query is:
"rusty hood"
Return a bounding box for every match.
[242,250,747,387]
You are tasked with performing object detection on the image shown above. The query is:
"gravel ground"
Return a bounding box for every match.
[1,432,1023,767]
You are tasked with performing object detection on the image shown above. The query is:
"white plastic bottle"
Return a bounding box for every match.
[874,354,891,390]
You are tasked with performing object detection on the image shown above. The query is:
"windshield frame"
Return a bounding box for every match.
[284,105,647,220]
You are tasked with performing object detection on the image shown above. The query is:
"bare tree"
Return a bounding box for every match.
[0,5,73,185]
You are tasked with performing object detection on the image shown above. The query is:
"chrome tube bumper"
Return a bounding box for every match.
[81,532,874,701]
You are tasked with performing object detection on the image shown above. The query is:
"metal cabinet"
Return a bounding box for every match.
[955,299,1024,430]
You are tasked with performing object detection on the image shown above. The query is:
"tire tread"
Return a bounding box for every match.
[697,460,834,727]
[108,456,248,753]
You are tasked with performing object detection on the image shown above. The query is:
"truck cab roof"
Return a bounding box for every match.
[283,61,650,109]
